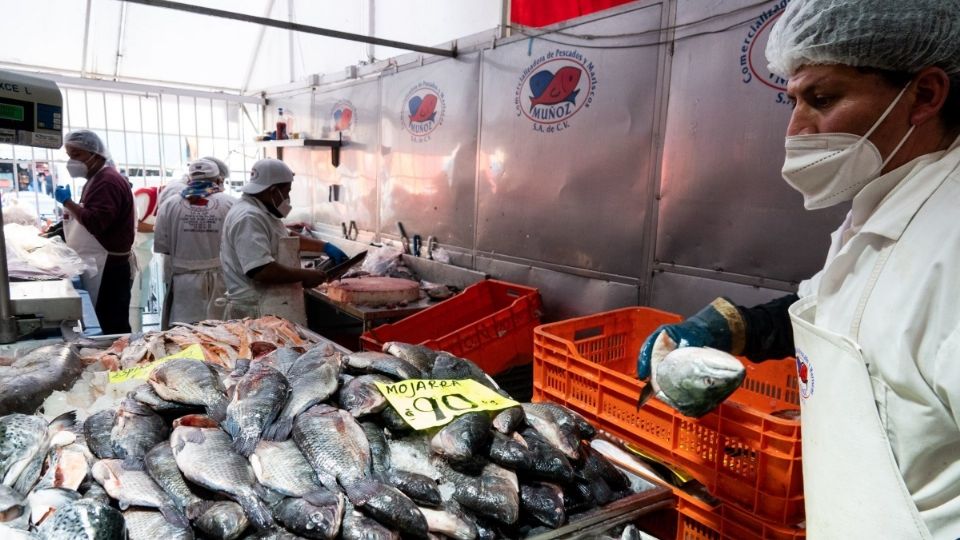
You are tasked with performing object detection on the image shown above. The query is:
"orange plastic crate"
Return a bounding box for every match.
[673,488,806,540]
[533,307,804,526]
[361,280,541,375]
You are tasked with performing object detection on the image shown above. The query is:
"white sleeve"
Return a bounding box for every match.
[228,215,276,274]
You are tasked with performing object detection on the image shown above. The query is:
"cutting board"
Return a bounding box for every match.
[323,277,421,306]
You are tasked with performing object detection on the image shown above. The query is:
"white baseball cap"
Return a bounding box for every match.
[188,159,219,181]
[242,158,295,194]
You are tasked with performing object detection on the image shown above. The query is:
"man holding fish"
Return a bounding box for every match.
[637,1,960,538]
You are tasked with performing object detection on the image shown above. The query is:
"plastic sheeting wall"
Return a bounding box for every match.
[267,0,848,320]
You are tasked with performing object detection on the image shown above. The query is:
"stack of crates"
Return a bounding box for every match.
[532,307,806,540]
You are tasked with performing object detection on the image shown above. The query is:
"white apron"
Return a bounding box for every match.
[63,208,134,307]
[223,236,306,325]
[789,243,932,539]
[164,256,226,327]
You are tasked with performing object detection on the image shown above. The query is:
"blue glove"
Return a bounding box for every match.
[322,242,349,265]
[54,186,72,204]
[637,297,743,380]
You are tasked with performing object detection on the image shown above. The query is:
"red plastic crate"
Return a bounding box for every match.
[672,488,806,540]
[533,307,804,526]
[361,279,541,375]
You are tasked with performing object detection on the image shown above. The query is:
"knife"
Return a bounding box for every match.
[322,250,367,282]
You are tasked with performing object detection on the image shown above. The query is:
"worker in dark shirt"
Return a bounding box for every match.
[55,130,135,334]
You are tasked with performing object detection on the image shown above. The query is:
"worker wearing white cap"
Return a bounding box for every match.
[219,158,347,324]
[154,159,236,328]
[636,1,960,538]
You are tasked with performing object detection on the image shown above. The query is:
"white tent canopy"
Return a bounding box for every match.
[5,0,503,93]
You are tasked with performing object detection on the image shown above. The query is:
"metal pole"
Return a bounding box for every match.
[119,0,457,58]
[0,194,18,343]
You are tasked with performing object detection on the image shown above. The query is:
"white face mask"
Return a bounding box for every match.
[270,189,293,218]
[66,159,88,179]
[781,83,915,210]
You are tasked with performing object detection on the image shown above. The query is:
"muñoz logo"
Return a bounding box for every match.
[515,49,597,133]
[796,349,814,400]
[331,100,355,132]
[739,0,791,105]
[401,82,445,142]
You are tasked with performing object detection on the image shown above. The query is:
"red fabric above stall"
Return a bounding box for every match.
[511,0,635,28]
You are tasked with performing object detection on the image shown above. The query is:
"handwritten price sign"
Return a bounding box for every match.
[374,379,519,430]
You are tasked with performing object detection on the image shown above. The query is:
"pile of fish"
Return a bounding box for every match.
[0,341,636,539]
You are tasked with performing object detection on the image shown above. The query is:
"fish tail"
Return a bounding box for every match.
[263,415,293,441]
[232,434,258,458]
[159,504,190,528]
[207,398,228,423]
[237,492,275,530]
[48,410,78,432]
[185,499,213,520]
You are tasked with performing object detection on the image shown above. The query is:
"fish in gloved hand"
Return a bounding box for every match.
[648,332,745,418]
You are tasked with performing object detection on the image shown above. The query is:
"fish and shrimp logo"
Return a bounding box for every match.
[401,82,446,142]
[331,100,355,132]
[796,350,814,399]
[515,49,597,133]
[739,0,792,105]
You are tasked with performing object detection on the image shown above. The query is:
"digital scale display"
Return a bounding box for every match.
[0,102,24,122]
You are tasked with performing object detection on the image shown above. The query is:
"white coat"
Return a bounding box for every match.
[154,190,235,327]
[798,140,960,538]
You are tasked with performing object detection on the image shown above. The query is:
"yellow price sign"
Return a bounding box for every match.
[108,344,207,383]
[374,379,519,431]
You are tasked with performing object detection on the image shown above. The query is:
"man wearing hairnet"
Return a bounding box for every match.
[55,130,136,334]
[636,1,960,537]
[154,159,236,328]
[220,158,347,325]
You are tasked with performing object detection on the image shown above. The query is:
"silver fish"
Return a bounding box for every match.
[366,357,423,381]
[81,483,110,507]
[36,499,124,540]
[361,422,390,478]
[344,351,397,372]
[430,412,492,465]
[111,398,168,459]
[452,463,519,525]
[123,509,194,540]
[222,363,289,456]
[0,344,83,416]
[144,442,207,519]
[292,405,371,489]
[419,503,478,540]
[148,360,229,421]
[249,439,322,497]
[273,489,345,540]
[344,478,428,539]
[193,501,249,540]
[170,424,273,530]
[382,342,440,373]
[82,410,116,460]
[0,412,76,494]
[129,384,191,412]
[653,346,745,417]
[26,487,80,528]
[338,375,391,418]
[264,353,338,441]
[91,459,186,527]
[0,484,28,529]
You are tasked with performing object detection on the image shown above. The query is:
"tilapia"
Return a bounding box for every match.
[111,398,168,459]
[170,424,273,530]
[27,487,81,527]
[430,353,502,393]
[430,412,492,465]
[492,407,525,434]
[129,384,192,412]
[0,484,28,529]
[517,428,574,483]
[521,403,591,460]
[578,441,630,491]
[253,346,302,377]
[193,501,249,540]
[419,503,478,540]
[380,406,413,435]
[36,499,124,540]
[144,442,207,519]
[653,346,745,417]
[82,410,116,460]
[341,503,399,540]
[0,412,75,494]
[222,363,289,456]
[35,444,88,491]
[338,375,391,418]
[81,482,111,506]
[148,360,229,421]
[343,351,397,372]
[385,470,441,507]
[382,342,440,373]
[0,344,84,416]
[292,405,371,489]
[452,463,519,525]
[91,458,186,526]
[361,422,390,477]
[264,352,338,441]
[273,489,345,540]
[488,431,533,471]
[344,478,428,539]
[123,509,194,540]
[366,357,423,381]
[249,439,322,497]
[520,482,565,529]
